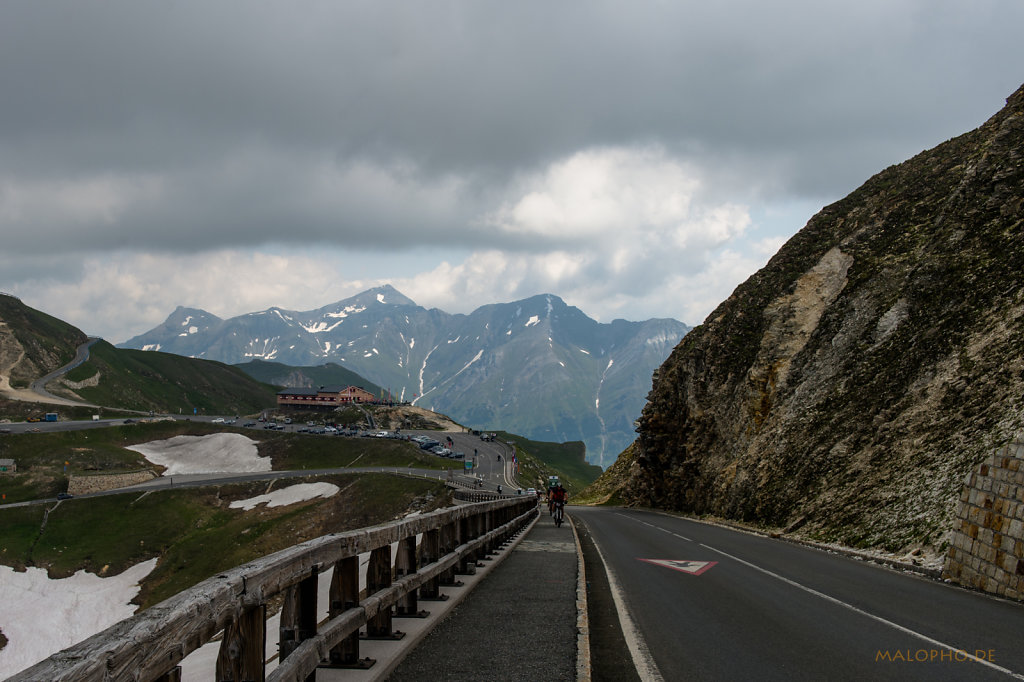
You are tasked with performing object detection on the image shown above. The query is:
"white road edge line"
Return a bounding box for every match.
[697,542,1024,681]
[587,522,665,682]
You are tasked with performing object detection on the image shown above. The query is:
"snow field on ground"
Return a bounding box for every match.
[0,560,158,678]
[230,482,340,510]
[125,432,269,474]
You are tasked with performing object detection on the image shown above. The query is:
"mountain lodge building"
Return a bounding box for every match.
[276,385,377,410]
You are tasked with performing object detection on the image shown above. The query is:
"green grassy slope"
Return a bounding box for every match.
[64,341,278,415]
[498,431,602,494]
[2,474,449,609]
[235,359,384,396]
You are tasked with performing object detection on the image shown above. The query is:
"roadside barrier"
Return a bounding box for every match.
[13,496,538,682]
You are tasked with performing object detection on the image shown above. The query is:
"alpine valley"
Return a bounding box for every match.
[120,287,689,467]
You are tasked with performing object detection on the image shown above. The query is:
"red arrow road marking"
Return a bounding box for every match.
[637,558,718,575]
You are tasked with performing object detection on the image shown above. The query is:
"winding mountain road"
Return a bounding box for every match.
[28,337,102,405]
[0,337,101,406]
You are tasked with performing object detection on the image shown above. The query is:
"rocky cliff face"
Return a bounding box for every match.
[621,83,1024,554]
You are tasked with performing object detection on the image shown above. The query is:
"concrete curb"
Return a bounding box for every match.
[568,513,591,682]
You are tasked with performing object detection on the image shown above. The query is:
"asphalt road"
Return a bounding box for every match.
[572,507,1024,682]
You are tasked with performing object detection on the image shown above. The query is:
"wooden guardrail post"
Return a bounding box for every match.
[395,535,428,618]
[439,519,463,586]
[364,546,404,640]
[279,568,319,676]
[215,604,266,682]
[457,515,476,575]
[483,510,497,559]
[418,528,447,601]
[323,556,373,669]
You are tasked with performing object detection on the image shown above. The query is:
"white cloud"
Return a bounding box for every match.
[489,147,702,241]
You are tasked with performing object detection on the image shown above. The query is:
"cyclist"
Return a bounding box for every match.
[550,484,567,525]
[547,483,558,514]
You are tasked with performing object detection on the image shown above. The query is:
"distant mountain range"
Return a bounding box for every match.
[120,286,690,466]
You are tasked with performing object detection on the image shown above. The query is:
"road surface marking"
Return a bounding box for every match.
[637,558,717,575]
[698,542,1024,680]
[622,515,691,541]
[587,526,665,682]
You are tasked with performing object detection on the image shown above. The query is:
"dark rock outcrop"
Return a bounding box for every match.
[620,83,1024,554]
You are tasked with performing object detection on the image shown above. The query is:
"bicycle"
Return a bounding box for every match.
[553,500,565,527]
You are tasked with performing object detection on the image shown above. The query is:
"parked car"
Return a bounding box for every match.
[57,492,73,500]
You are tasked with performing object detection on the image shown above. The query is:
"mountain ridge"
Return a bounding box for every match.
[120,288,690,466]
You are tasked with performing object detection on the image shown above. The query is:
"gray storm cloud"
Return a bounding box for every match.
[1,0,1022,339]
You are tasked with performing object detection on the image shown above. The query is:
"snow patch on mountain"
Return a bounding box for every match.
[302,320,344,334]
[454,349,484,378]
[326,304,366,319]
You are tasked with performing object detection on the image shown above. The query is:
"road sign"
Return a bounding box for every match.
[637,558,717,575]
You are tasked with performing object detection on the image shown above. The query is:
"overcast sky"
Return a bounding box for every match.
[1,1,1021,343]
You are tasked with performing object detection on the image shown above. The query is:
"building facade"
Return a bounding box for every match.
[276,385,377,410]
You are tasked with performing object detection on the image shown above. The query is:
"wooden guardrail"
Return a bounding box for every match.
[13,496,538,682]
[453,488,504,502]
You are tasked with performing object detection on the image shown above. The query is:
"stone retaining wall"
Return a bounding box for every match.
[68,470,157,495]
[60,371,101,389]
[943,438,1024,601]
